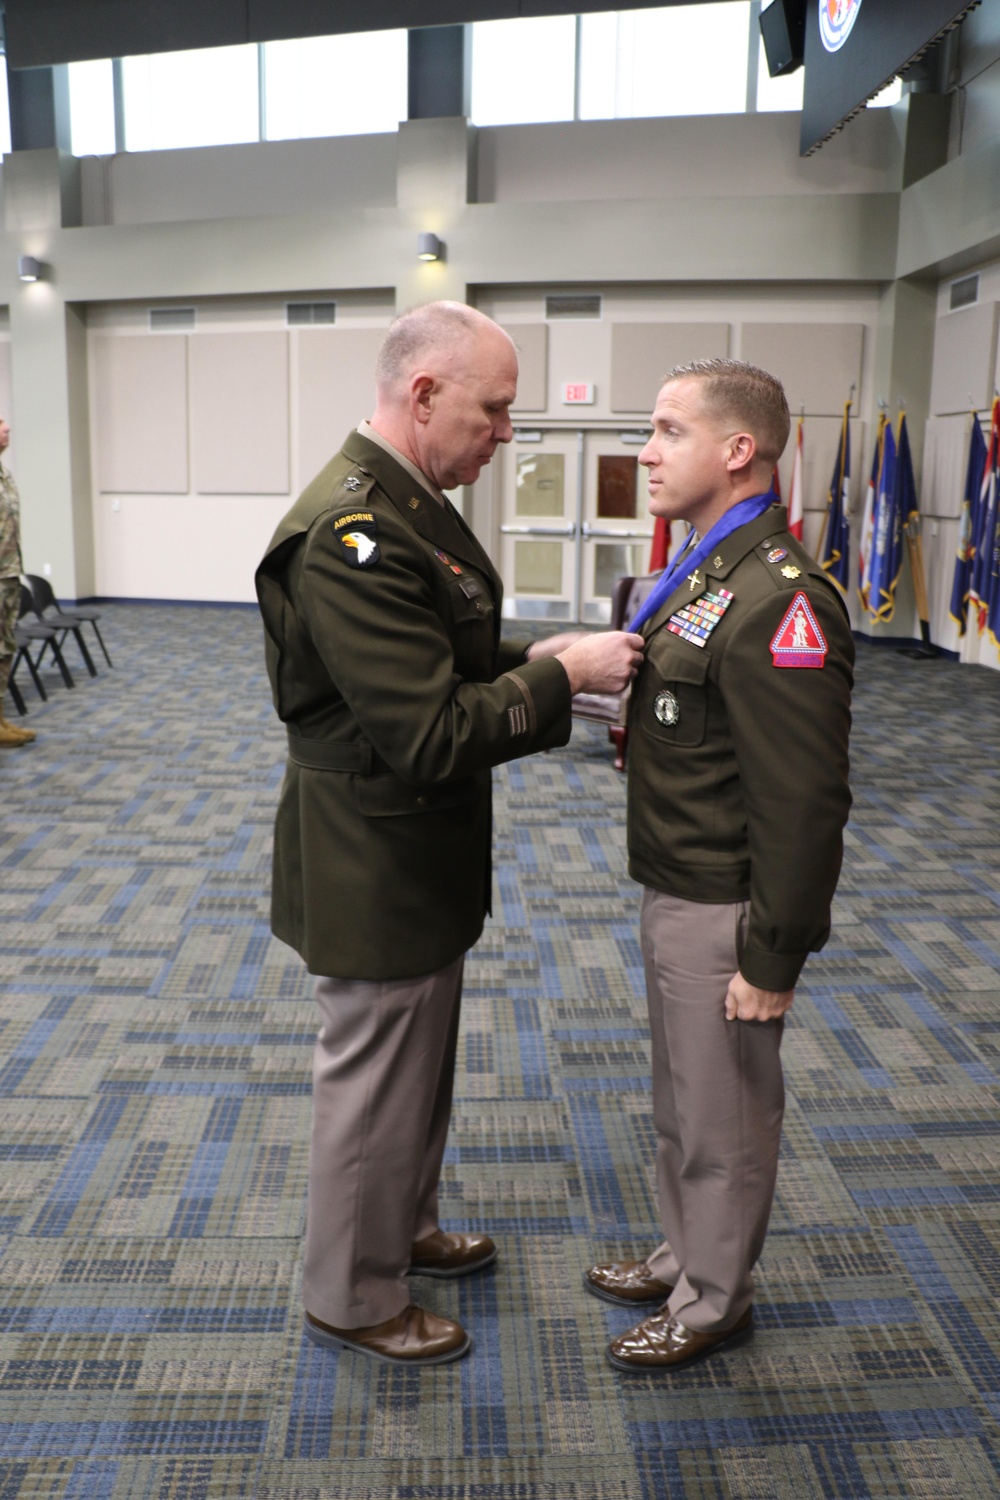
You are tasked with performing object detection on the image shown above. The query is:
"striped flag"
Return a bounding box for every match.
[787,418,804,542]
[971,398,1000,635]
[867,419,897,622]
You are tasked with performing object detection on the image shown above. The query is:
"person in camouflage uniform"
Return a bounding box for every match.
[0,418,35,747]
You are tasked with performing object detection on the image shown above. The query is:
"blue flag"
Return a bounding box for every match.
[867,419,898,622]
[858,413,886,612]
[821,401,851,593]
[971,398,1000,634]
[949,414,988,636]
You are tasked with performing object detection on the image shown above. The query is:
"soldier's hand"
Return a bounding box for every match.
[557,631,645,695]
[724,972,795,1023]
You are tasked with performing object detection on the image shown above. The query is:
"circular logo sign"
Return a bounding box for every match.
[654,690,680,728]
[819,0,862,53]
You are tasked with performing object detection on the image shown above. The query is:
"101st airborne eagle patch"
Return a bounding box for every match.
[333,510,380,568]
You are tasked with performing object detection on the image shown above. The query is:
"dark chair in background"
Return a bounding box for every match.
[25,575,112,669]
[570,571,659,772]
[13,584,75,703]
[21,576,97,678]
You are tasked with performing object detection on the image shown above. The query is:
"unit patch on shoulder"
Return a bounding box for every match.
[770,591,827,669]
[666,588,734,649]
[332,510,380,568]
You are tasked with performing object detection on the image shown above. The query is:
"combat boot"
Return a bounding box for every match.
[0,713,34,746]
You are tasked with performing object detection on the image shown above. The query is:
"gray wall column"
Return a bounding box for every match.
[408,27,470,121]
[8,65,71,151]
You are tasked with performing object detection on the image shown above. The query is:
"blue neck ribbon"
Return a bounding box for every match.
[629,491,777,633]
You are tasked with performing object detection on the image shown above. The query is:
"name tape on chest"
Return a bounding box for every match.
[770,591,827,669]
[666,588,734,649]
[332,509,379,568]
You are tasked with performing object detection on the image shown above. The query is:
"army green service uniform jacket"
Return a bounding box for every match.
[627,504,853,993]
[256,430,572,981]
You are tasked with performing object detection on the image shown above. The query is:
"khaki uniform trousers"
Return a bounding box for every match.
[302,956,464,1329]
[641,888,785,1332]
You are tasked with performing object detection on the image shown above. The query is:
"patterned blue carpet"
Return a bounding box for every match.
[1,604,999,1498]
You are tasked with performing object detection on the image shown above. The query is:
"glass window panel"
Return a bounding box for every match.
[264,32,407,140]
[123,45,258,153]
[516,453,565,517]
[580,4,750,120]
[756,36,804,113]
[471,17,576,126]
[594,541,647,598]
[597,455,638,519]
[69,59,116,155]
[515,540,564,595]
[868,77,903,108]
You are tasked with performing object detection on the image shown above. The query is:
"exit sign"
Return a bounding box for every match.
[562,382,595,405]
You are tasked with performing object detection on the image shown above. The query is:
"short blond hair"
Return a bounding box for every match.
[664,358,790,467]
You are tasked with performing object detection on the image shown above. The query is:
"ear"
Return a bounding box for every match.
[410,372,436,427]
[726,432,756,472]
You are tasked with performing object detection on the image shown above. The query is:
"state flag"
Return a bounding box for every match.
[971,398,1000,634]
[867,418,897,621]
[820,400,851,593]
[870,413,914,624]
[949,412,988,636]
[858,412,886,612]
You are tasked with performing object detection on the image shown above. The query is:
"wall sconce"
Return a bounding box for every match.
[18,256,42,282]
[417,233,443,262]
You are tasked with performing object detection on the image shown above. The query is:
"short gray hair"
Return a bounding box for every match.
[375,302,498,391]
[664,358,791,466]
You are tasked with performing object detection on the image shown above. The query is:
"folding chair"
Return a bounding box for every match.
[25,574,112,668]
[17,584,75,690]
[22,575,97,677]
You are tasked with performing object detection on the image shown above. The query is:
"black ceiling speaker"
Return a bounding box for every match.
[760,0,807,78]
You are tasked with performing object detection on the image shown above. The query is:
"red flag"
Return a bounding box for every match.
[649,516,670,572]
[787,418,804,542]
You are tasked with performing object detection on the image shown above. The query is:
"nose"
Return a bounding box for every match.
[496,410,513,444]
[638,440,654,466]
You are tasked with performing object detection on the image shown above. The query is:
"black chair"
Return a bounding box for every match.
[21,575,97,677]
[17,584,75,691]
[25,575,112,668]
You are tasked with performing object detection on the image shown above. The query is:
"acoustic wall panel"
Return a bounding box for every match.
[930,303,999,416]
[94,334,189,494]
[740,323,864,415]
[502,323,547,412]
[774,415,864,516]
[922,413,978,519]
[190,331,289,494]
[296,327,384,489]
[610,323,730,413]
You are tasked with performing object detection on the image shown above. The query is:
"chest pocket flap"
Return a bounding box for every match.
[638,647,709,749]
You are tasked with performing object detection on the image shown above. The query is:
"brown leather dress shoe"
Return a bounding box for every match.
[408,1229,497,1278]
[607,1305,754,1372]
[584,1259,673,1307]
[304,1304,471,1365]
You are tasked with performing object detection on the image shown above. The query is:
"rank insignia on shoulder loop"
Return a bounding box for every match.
[332,510,380,568]
[781,564,801,579]
[770,591,827,669]
[666,588,734,649]
[654,689,680,727]
[767,547,788,563]
[714,555,724,569]
[408,497,421,510]
[343,475,362,492]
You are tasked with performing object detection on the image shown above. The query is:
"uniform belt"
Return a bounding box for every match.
[286,734,373,774]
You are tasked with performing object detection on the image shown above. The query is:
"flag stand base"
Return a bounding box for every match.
[897,621,937,660]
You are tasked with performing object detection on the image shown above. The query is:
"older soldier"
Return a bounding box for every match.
[585,360,853,1372]
[256,301,643,1366]
[0,418,34,748]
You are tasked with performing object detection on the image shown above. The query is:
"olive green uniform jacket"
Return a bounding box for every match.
[256,430,572,981]
[627,504,853,993]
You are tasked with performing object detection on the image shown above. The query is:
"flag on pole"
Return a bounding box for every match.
[820,401,851,593]
[971,398,1000,634]
[870,414,914,623]
[948,412,988,635]
[787,417,804,542]
[649,516,670,572]
[858,412,886,612]
[867,418,897,621]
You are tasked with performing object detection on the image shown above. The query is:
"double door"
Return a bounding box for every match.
[498,428,655,624]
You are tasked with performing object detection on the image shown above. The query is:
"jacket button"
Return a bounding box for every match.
[416,794,427,806]
[476,602,484,614]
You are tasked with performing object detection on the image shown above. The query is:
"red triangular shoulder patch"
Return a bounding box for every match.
[770,591,827,669]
